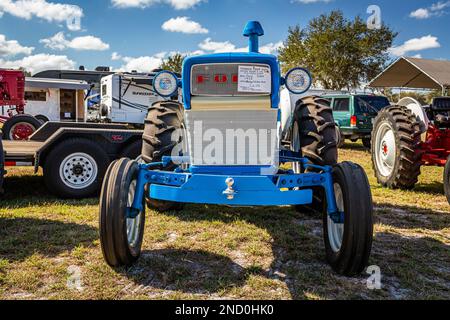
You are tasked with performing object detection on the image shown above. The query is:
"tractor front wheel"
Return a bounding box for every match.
[324,162,373,276]
[2,114,42,141]
[372,106,422,189]
[99,158,145,267]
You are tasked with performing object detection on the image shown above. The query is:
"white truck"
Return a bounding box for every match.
[97,73,166,125]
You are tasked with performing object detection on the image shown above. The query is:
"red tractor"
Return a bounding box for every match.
[0,69,41,140]
[371,96,450,203]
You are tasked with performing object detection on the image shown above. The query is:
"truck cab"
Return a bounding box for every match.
[324,94,390,147]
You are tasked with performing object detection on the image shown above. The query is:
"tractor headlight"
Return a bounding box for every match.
[153,71,179,97]
[285,68,312,95]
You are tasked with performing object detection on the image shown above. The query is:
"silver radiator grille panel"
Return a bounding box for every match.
[185,110,279,166]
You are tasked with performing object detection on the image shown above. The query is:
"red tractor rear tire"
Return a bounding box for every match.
[371,106,422,190]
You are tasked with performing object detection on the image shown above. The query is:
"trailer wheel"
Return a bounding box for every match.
[372,106,422,189]
[99,158,145,267]
[443,156,450,205]
[142,101,185,212]
[43,138,110,198]
[324,162,373,276]
[2,114,42,141]
[291,96,338,216]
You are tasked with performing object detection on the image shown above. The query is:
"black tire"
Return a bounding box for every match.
[291,96,338,216]
[323,162,373,276]
[0,136,4,194]
[35,115,49,124]
[371,106,422,189]
[336,127,345,148]
[2,114,42,140]
[362,138,371,150]
[99,158,145,267]
[120,140,142,160]
[43,138,110,198]
[444,156,450,205]
[294,96,338,166]
[142,101,185,212]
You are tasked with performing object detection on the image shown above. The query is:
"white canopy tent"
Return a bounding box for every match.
[368,57,450,94]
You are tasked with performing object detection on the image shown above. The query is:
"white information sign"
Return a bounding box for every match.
[238,65,271,93]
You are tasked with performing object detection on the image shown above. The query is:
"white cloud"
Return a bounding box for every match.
[111,52,122,60]
[162,16,208,34]
[0,34,34,57]
[410,8,430,19]
[113,53,167,72]
[198,38,283,54]
[111,0,204,10]
[40,32,110,51]
[0,0,83,30]
[0,53,75,74]
[389,35,441,56]
[410,1,450,19]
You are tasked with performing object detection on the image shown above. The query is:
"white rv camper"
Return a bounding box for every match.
[24,78,91,123]
[99,73,165,125]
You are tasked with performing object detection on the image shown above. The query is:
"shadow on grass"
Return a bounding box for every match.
[151,205,326,299]
[413,181,445,195]
[375,203,450,231]
[1,174,98,208]
[124,249,251,294]
[340,142,369,152]
[0,217,98,262]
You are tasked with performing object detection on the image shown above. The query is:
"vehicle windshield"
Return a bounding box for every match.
[355,96,390,114]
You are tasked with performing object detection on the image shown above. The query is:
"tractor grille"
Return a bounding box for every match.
[185,109,279,167]
[190,63,271,97]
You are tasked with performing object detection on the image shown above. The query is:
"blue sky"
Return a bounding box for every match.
[0,0,449,74]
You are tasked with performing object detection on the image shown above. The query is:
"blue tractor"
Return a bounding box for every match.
[99,21,374,276]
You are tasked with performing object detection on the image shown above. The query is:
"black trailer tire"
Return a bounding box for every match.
[43,138,110,199]
[362,138,371,150]
[444,156,450,205]
[142,101,185,212]
[291,96,338,216]
[323,162,373,276]
[120,140,143,160]
[371,106,422,190]
[99,158,145,267]
[2,114,42,141]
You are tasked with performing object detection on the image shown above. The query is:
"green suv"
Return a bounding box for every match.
[323,94,390,148]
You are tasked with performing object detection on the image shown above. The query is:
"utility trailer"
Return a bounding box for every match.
[2,122,143,198]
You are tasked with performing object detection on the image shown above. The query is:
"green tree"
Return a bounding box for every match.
[160,53,185,74]
[278,11,397,90]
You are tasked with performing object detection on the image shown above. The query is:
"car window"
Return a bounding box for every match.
[355,96,390,114]
[333,98,350,112]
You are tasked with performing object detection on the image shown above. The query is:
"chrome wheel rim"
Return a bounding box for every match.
[327,183,345,253]
[375,122,396,177]
[126,180,142,248]
[291,121,301,173]
[59,153,98,190]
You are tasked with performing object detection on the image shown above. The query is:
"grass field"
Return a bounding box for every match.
[0,142,449,300]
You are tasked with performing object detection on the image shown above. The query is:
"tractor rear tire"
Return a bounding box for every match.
[142,101,185,212]
[324,162,373,276]
[2,114,42,141]
[443,156,450,205]
[291,96,338,216]
[99,158,146,267]
[372,106,422,190]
